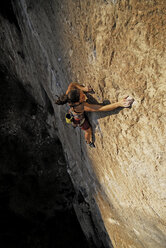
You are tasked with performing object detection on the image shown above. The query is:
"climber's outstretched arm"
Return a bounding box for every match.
[83,97,133,112]
[83,102,120,112]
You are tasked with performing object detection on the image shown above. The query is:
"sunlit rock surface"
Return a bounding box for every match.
[0,0,166,247]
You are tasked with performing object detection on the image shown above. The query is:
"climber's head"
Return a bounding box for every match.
[67,89,80,103]
[68,89,86,104]
[55,89,85,105]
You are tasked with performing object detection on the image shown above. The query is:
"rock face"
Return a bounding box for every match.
[0,0,166,247]
[0,66,90,248]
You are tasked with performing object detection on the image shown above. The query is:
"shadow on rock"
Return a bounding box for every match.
[85,93,133,144]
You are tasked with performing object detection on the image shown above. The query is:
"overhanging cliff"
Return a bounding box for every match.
[0,0,166,247]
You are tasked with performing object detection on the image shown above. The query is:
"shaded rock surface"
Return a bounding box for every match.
[0,66,90,248]
[0,0,166,247]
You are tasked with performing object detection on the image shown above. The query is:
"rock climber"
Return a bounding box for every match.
[55,83,133,148]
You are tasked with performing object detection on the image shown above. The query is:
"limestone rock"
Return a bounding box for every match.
[0,0,166,247]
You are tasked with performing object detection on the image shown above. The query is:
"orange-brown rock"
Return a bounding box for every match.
[0,0,166,247]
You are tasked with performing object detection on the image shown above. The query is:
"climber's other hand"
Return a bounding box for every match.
[119,96,134,107]
[84,85,94,93]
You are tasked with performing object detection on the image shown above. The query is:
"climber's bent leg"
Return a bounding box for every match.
[84,127,92,144]
[80,118,93,145]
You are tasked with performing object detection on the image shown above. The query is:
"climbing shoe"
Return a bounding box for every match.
[89,142,95,148]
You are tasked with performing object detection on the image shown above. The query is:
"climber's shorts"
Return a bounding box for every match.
[80,118,91,130]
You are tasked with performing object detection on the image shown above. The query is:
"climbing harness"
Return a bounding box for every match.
[66,102,86,127]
